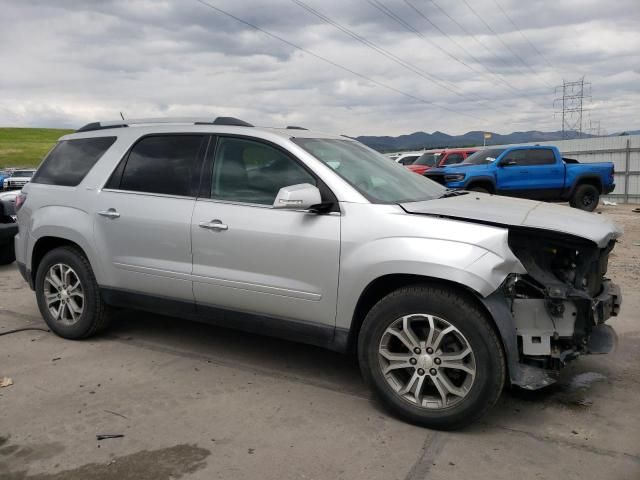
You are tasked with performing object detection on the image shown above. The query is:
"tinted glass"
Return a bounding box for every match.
[464,149,506,164]
[443,153,464,165]
[292,138,445,204]
[414,153,440,166]
[117,135,204,196]
[211,137,316,205]
[32,137,115,186]
[503,148,555,166]
[12,170,35,177]
[398,155,418,165]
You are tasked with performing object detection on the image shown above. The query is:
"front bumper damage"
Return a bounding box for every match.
[482,228,622,390]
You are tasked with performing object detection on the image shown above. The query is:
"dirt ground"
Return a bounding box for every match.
[1,204,639,480]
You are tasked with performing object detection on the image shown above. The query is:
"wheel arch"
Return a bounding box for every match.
[464,176,496,193]
[30,236,94,288]
[343,273,518,387]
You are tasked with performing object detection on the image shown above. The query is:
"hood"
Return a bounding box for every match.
[401,193,622,248]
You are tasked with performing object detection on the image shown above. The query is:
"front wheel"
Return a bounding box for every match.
[358,285,505,430]
[570,184,599,211]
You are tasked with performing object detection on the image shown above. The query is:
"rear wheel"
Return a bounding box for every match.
[358,285,505,430]
[570,184,599,211]
[35,246,111,339]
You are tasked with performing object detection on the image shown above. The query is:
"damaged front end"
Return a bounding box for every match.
[503,229,622,387]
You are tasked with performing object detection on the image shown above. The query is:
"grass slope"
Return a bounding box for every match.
[0,128,72,168]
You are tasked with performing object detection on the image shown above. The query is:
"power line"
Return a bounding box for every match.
[492,0,554,68]
[192,0,482,121]
[403,0,522,94]
[292,0,507,113]
[366,0,552,111]
[460,0,554,89]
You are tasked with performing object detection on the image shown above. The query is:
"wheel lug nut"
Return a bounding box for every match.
[413,347,421,354]
[429,368,437,375]
[434,358,441,365]
[426,347,433,354]
[417,368,425,375]
[409,358,417,365]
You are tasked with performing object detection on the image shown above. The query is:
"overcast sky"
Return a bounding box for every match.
[1,0,638,136]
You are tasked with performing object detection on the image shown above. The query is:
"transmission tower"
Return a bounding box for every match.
[553,77,591,139]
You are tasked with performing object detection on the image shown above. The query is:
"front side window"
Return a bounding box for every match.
[211,137,316,205]
[398,155,419,165]
[442,153,464,165]
[464,149,506,165]
[414,153,440,166]
[114,135,205,196]
[292,138,445,204]
[32,137,115,186]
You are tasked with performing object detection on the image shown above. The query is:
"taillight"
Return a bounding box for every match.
[15,193,27,211]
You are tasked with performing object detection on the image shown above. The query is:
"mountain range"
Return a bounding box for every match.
[355,129,639,152]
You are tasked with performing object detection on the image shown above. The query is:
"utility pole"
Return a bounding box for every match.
[553,77,591,139]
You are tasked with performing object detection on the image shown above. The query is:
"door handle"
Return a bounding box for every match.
[199,219,228,231]
[519,170,529,174]
[97,208,120,219]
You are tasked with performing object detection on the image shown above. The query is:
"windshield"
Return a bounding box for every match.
[414,153,440,166]
[292,138,445,203]
[12,170,34,177]
[463,149,506,165]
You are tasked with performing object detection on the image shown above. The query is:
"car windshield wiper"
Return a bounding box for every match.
[439,189,469,199]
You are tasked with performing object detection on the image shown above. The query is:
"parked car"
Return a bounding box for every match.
[15,117,622,430]
[0,170,11,191]
[0,191,19,264]
[424,146,615,211]
[392,152,422,166]
[407,148,477,175]
[3,169,36,191]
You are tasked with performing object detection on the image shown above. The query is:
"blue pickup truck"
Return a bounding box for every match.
[424,145,615,211]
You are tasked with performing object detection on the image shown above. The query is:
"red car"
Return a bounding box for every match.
[407,148,478,175]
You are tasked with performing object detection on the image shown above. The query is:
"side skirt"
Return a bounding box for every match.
[99,287,348,353]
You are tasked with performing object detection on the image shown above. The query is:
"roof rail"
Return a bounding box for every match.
[75,116,254,133]
[286,125,308,130]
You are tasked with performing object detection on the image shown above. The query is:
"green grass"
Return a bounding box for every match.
[0,128,73,169]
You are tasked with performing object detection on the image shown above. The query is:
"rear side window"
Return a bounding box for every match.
[503,148,556,166]
[110,135,205,197]
[31,137,116,186]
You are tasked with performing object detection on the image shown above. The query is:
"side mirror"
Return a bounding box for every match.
[273,183,322,210]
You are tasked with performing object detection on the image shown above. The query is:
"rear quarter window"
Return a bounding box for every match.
[31,137,116,186]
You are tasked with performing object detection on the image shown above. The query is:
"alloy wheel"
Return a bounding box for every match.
[43,263,84,325]
[378,314,476,409]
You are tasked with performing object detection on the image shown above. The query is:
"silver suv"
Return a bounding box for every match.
[15,117,622,430]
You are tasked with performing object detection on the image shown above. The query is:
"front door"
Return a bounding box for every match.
[94,134,207,301]
[191,136,341,330]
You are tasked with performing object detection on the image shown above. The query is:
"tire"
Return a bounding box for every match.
[357,285,505,430]
[570,184,599,212]
[35,246,111,339]
[468,186,489,193]
[0,240,15,265]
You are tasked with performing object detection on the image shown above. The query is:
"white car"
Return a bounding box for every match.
[392,152,422,166]
[3,169,36,191]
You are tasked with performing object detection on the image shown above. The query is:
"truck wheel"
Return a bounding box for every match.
[35,246,112,339]
[358,285,505,430]
[570,184,599,212]
[0,240,15,265]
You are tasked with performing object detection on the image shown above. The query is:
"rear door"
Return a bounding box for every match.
[191,136,341,331]
[94,134,207,302]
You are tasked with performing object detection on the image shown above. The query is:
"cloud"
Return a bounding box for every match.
[0,0,638,136]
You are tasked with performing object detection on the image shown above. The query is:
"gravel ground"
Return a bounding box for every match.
[1,204,639,480]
